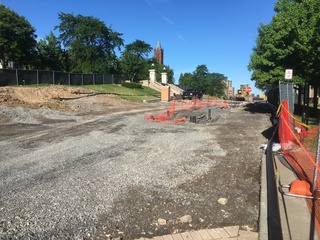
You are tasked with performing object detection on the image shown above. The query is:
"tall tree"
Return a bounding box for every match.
[35,32,68,71]
[125,40,152,60]
[248,0,320,96]
[205,73,227,97]
[119,40,174,83]
[0,4,37,69]
[55,13,124,73]
[120,51,146,81]
[179,72,194,87]
[120,40,152,81]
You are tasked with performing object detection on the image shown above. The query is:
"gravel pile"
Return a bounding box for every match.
[0,103,272,239]
[0,105,81,124]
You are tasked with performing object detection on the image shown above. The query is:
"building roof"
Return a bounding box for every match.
[156,41,162,50]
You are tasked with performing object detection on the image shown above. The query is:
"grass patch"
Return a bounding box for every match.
[82,84,160,102]
[295,115,319,128]
[7,84,161,102]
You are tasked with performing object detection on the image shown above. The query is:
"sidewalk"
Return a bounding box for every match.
[260,150,319,240]
[135,226,258,240]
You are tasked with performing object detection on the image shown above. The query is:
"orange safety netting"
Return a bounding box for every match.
[144,97,228,124]
[278,100,320,234]
[278,100,319,186]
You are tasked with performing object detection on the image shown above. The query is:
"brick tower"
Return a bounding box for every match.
[154,41,164,65]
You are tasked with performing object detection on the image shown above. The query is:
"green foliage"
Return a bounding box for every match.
[179,64,227,97]
[119,40,174,83]
[125,40,152,59]
[35,32,68,71]
[120,50,147,81]
[121,81,142,89]
[248,0,320,92]
[55,12,124,73]
[153,63,174,84]
[0,4,37,69]
[120,40,153,81]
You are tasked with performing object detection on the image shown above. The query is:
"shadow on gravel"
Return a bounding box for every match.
[243,102,277,140]
[243,102,273,114]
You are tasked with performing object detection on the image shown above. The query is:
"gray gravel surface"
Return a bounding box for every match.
[0,102,273,239]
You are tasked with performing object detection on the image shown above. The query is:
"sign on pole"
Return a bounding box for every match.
[246,86,252,93]
[285,69,293,80]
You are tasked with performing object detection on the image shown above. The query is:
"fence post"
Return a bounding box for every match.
[82,74,84,86]
[281,100,291,144]
[53,71,55,85]
[16,69,18,86]
[68,72,70,85]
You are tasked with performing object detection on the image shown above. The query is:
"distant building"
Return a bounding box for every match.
[154,41,164,65]
[0,61,25,69]
[257,93,267,100]
[224,80,234,98]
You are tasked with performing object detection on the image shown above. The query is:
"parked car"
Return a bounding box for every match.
[181,89,203,100]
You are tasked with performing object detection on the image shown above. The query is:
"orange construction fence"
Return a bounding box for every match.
[278,100,320,235]
[144,97,228,124]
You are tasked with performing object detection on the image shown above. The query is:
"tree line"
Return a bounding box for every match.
[8,1,318,99]
[248,0,320,107]
[178,65,228,98]
[0,4,232,97]
[0,5,174,83]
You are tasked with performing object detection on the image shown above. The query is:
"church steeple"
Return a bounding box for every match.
[156,41,162,50]
[154,41,164,65]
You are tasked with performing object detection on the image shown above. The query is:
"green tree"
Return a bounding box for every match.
[205,73,227,97]
[120,51,146,81]
[0,4,37,69]
[55,12,124,73]
[119,40,174,83]
[179,72,194,87]
[125,39,153,59]
[248,0,320,99]
[154,63,174,84]
[120,40,152,81]
[179,64,227,97]
[35,32,68,71]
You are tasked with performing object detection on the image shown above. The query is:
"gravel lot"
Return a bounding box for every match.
[0,99,273,239]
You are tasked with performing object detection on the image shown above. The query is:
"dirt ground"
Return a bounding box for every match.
[0,86,274,239]
[0,85,146,114]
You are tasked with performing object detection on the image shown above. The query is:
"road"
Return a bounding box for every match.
[0,101,273,239]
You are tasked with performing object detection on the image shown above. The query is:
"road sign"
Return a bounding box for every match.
[285,69,293,80]
[246,86,252,93]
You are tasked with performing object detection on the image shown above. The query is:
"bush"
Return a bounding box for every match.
[121,81,142,89]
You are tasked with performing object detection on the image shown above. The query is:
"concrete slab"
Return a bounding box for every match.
[134,226,258,240]
[259,150,268,240]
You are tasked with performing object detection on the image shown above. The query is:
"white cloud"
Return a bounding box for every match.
[164,17,174,25]
[176,34,187,42]
[144,0,174,25]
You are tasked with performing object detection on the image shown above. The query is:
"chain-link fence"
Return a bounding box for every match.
[0,69,127,86]
[279,81,296,113]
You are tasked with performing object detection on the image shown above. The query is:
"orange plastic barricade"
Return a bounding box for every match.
[144,98,229,124]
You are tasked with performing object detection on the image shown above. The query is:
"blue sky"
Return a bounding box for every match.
[1,0,277,95]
